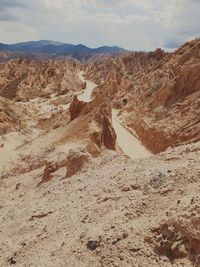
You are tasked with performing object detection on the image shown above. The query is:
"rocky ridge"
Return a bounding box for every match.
[0,96,25,134]
[85,39,200,153]
[0,59,84,101]
[1,140,200,266]
[0,39,200,267]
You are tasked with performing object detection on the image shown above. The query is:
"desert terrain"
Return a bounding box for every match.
[0,39,200,267]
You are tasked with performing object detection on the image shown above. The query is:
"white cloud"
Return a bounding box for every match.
[0,0,199,50]
[0,22,40,43]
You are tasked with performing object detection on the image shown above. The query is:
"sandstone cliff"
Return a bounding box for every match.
[0,96,25,134]
[85,39,200,153]
[0,40,200,267]
[66,95,116,153]
[1,136,200,267]
[0,59,84,101]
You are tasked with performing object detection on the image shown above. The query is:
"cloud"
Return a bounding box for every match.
[0,21,40,43]
[84,0,121,8]
[0,0,199,50]
[162,0,200,48]
[0,0,25,9]
[0,0,26,22]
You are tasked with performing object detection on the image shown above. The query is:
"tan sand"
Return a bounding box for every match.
[112,109,152,159]
[78,71,97,102]
[79,72,151,160]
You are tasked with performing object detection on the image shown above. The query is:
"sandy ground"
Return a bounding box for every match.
[0,132,26,173]
[0,71,151,177]
[78,72,152,160]
[0,74,79,176]
[112,109,152,159]
[78,71,97,102]
[1,141,200,267]
[1,70,200,267]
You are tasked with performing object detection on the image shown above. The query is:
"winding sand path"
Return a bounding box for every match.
[112,109,151,159]
[78,71,97,102]
[78,71,151,159]
[0,71,151,173]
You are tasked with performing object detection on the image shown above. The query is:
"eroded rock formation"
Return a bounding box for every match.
[0,39,200,267]
[68,95,117,152]
[0,96,24,134]
[0,59,83,101]
[85,39,200,153]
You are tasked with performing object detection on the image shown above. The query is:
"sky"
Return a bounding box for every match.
[0,0,199,50]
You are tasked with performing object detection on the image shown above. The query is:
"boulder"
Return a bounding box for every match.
[66,148,90,177]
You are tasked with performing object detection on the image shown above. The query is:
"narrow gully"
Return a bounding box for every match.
[78,71,152,160]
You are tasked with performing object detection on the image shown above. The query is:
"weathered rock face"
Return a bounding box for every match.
[0,51,24,62]
[1,137,200,267]
[85,49,168,84]
[41,158,68,183]
[0,59,83,101]
[37,109,70,130]
[152,216,200,264]
[0,135,4,147]
[0,96,24,134]
[69,96,87,120]
[69,95,117,151]
[66,148,90,177]
[1,39,200,267]
[85,39,200,153]
[40,148,90,182]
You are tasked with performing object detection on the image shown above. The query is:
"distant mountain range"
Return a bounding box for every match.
[0,40,127,61]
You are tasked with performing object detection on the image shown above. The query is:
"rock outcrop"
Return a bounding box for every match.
[85,39,200,153]
[40,148,90,183]
[1,138,200,267]
[66,148,90,177]
[0,39,200,267]
[68,95,117,152]
[0,96,24,134]
[0,59,83,101]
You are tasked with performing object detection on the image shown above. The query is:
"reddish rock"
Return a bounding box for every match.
[69,96,87,120]
[85,39,200,153]
[69,95,116,151]
[66,148,90,177]
[0,59,83,101]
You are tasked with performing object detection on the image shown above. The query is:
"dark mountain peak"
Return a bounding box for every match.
[94,45,126,54]
[0,40,128,61]
[12,40,64,47]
